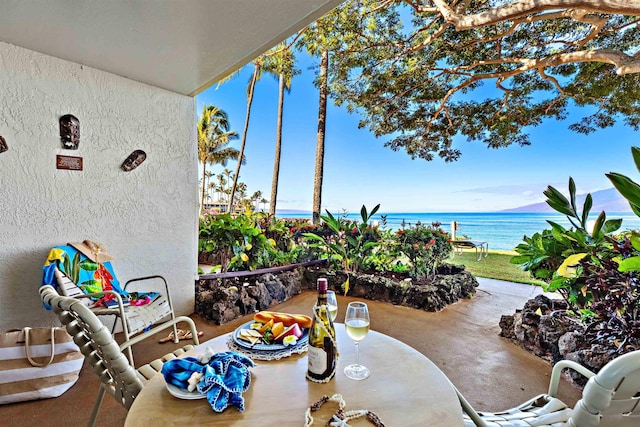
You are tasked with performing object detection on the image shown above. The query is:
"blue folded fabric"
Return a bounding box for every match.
[162,357,204,389]
[161,351,255,412]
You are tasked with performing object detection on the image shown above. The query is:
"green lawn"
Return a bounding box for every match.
[447,249,545,286]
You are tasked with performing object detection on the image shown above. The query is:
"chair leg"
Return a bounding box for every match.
[88,384,106,427]
[172,322,179,344]
[164,287,180,344]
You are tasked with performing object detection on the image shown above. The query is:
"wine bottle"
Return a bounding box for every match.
[306,278,337,382]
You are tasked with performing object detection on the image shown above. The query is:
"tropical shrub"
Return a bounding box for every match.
[508,229,567,281]
[578,236,640,350]
[198,210,286,272]
[302,205,382,274]
[275,219,325,263]
[256,214,296,254]
[512,178,622,309]
[395,222,452,278]
[361,227,405,274]
[606,146,640,273]
[511,177,640,351]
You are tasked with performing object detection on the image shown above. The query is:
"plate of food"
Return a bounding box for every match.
[165,382,206,400]
[232,311,312,351]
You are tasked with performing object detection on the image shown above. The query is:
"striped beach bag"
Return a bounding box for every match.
[0,327,83,404]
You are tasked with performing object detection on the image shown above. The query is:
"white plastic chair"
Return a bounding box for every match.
[456,350,640,426]
[40,285,200,427]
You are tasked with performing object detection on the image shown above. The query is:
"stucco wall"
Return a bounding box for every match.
[0,42,198,329]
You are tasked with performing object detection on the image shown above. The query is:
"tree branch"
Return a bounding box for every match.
[451,49,640,76]
[432,0,640,30]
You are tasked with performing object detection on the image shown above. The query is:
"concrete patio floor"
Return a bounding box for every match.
[4,278,582,426]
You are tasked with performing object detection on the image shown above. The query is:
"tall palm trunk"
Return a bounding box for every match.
[228,63,259,213]
[269,72,286,217]
[312,49,329,224]
[200,162,208,212]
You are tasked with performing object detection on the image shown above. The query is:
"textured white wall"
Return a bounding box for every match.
[0,42,198,329]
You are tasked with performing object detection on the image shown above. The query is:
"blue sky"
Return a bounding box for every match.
[195,54,640,213]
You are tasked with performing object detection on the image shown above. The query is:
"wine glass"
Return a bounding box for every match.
[344,301,370,380]
[326,290,338,321]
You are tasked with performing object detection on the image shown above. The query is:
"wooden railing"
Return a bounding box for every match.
[198,259,328,280]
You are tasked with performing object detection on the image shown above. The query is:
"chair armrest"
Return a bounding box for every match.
[123,275,174,311]
[124,275,169,293]
[75,289,121,300]
[548,359,596,397]
[76,290,130,330]
[119,315,200,355]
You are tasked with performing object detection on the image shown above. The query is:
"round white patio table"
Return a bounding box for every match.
[125,324,464,426]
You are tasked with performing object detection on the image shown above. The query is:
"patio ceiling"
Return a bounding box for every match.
[0,0,343,96]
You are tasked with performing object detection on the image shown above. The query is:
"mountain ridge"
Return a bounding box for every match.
[502,188,632,213]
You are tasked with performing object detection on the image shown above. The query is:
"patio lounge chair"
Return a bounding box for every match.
[452,240,489,261]
[456,350,640,426]
[40,285,199,427]
[41,243,180,365]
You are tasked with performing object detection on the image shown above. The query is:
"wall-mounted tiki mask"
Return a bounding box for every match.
[0,136,7,153]
[121,149,147,172]
[59,114,80,149]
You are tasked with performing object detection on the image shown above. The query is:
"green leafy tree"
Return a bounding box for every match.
[326,1,640,162]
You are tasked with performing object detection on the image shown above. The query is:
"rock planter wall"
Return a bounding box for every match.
[196,264,480,325]
[304,264,479,312]
[196,271,303,324]
[499,294,620,386]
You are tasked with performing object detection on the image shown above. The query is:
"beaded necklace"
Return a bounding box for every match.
[304,393,385,427]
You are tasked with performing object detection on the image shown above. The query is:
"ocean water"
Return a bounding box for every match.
[276,211,640,251]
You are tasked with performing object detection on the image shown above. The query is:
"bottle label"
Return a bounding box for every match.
[307,346,328,375]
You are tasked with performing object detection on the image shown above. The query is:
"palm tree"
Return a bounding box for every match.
[204,170,214,190]
[251,190,262,211]
[197,105,240,212]
[227,58,265,212]
[299,13,339,224]
[235,182,248,211]
[312,48,329,224]
[204,170,214,202]
[207,181,216,203]
[216,174,227,202]
[264,43,297,217]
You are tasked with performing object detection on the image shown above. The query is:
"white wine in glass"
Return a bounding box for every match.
[344,301,370,380]
[326,290,338,321]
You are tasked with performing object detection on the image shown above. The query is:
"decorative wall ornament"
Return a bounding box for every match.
[0,136,7,153]
[121,149,146,172]
[56,155,83,171]
[59,114,80,149]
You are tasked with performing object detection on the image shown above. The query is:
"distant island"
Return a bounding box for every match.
[502,188,632,213]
